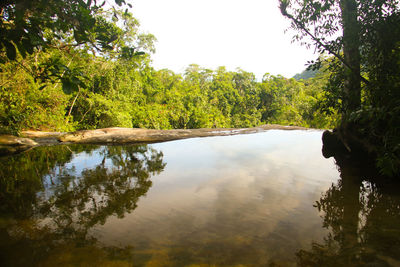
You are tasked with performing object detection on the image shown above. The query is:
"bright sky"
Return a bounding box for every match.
[130,0,317,79]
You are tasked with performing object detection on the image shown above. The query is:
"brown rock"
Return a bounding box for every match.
[58,125,308,144]
[21,131,64,138]
[0,135,38,146]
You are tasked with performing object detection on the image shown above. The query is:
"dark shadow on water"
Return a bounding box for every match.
[296,133,400,266]
[0,144,166,267]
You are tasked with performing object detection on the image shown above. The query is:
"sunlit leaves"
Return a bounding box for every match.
[0,0,133,60]
[281,0,400,175]
[280,0,342,55]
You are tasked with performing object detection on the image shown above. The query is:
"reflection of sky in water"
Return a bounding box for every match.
[64,148,110,175]
[42,147,111,195]
[90,130,340,262]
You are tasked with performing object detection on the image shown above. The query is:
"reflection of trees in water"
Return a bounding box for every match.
[0,144,165,266]
[297,158,400,266]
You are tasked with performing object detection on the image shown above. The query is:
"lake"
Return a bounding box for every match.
[0,130,399,266]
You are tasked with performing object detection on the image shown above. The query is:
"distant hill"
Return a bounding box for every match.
[293,68,318,80]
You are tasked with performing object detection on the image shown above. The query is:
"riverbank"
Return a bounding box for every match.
[0,124,310,155]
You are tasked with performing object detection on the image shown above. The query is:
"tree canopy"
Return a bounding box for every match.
[280,0,400,176]
[0,0,133,60]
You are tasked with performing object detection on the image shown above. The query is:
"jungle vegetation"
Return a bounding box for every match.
[0,0,399,175]
[280,0,400,176]
[0,0,336,135]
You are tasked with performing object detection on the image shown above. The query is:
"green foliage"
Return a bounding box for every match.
[0,46,339,133]
[0,54,73,134]
[293,68,319,80]
[281,0,400,176]
[76,93,133,129]
[0,1,341,136]
[131,104,172,129]
[0,0,150,95]
[0,0,131,59]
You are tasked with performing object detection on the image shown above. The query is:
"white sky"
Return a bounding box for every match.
[130,0,317,79]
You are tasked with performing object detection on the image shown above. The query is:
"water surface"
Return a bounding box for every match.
[0,130,399,266]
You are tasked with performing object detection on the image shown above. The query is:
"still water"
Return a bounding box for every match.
[0,130,399,266]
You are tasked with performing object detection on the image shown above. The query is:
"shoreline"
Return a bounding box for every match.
[0,124,314,155]
[24,124,311,144]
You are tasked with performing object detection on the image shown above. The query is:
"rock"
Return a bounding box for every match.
[58,125,309,144]
[0,135,38,146]
[20,131,64,145]
[321,130,349,158]
[0,125,311,156]
[59,127,238,143]
[21,131,64,138]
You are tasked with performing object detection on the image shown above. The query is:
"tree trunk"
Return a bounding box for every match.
[66,89,80,123]
[340,0,361,115]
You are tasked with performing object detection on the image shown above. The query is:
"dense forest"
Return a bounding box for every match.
[0,4,337,134]
[0,0,399,175]
[0,55,338,133]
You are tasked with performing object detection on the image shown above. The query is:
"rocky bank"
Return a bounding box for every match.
[0,124,308,155]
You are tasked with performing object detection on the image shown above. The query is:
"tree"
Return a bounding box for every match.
[279,0,365,117]
[280,0,400,175]
[339,0,361,112]
[0,0,151,93]
[0,0,132,60]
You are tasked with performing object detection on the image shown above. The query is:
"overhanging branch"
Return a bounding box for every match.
[280,2,370,85]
